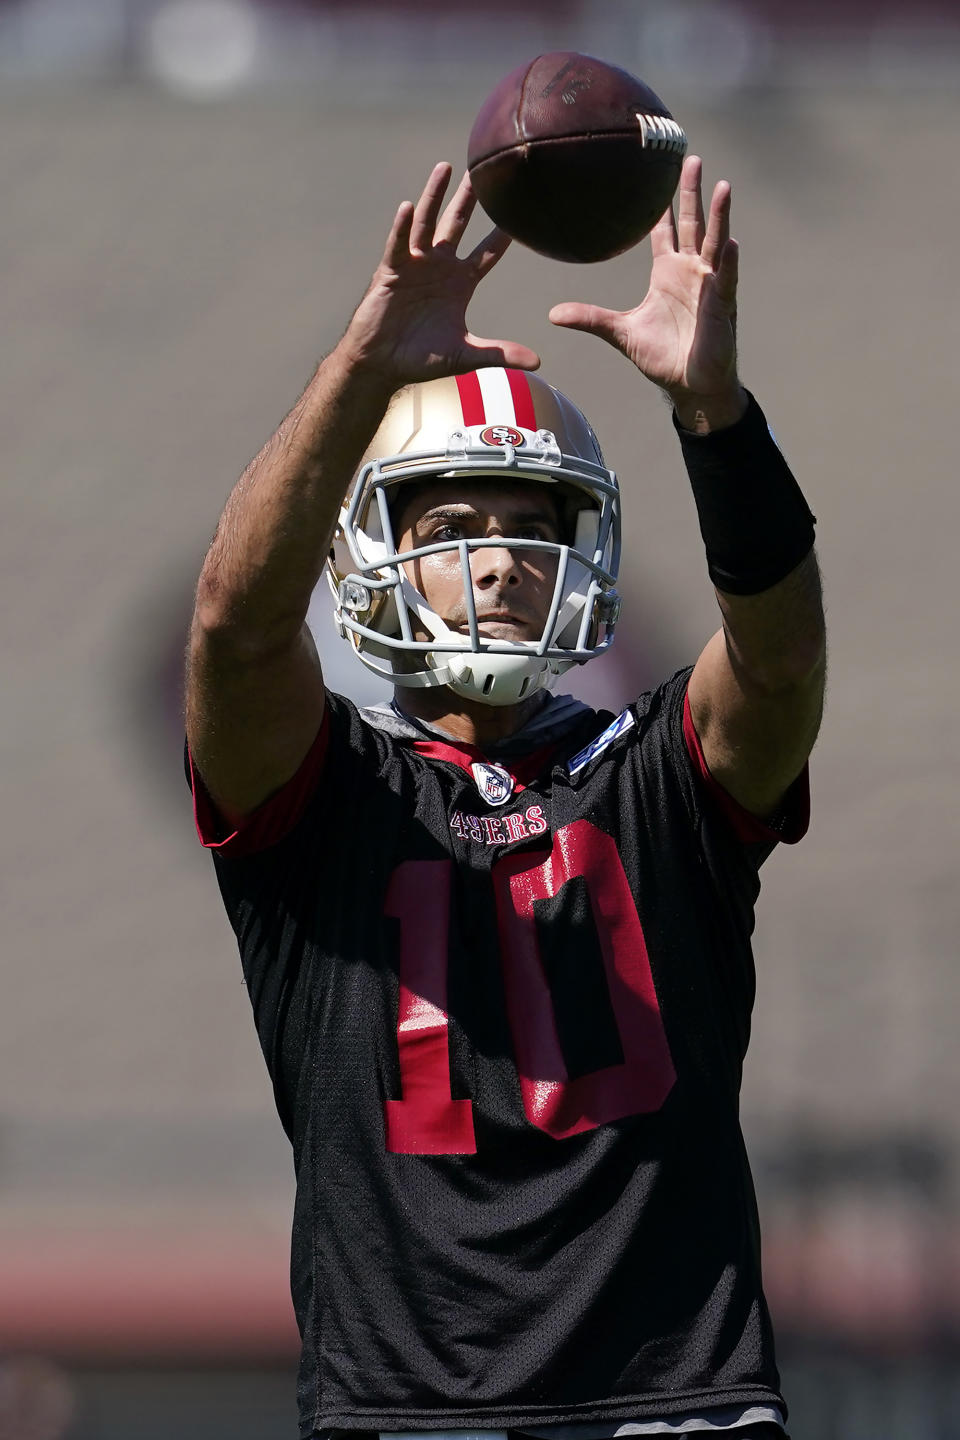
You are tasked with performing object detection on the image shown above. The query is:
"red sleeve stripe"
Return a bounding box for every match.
[455,371,485,427]
[681,687,810,846]
[506,368,537,430]
[189,710,331,858]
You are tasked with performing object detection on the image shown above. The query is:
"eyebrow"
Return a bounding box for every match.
[415,504,559,528]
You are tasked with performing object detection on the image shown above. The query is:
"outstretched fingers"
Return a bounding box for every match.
[383,200,415,270]
[676,154,705,254]
[463,333,541,371]
[434,170,478,249]
[650,201,677,259]
[702,179,732,272]
[549,302,624,349]
[714,237,739,309]
[468,224,513,277]
[409,162,453,255]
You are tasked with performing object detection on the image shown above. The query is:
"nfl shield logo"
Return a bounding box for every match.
[471,761,515,807]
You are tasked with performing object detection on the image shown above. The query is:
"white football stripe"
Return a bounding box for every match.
[476,369,515,426]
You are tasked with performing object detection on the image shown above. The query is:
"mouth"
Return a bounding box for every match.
[455,613,536,638]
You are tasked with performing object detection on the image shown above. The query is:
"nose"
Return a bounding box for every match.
[473,542,522,589]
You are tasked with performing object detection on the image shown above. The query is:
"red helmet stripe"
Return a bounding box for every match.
[505,369,536,431]
[455,372,485,426]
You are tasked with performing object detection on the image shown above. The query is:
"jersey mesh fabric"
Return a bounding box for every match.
[200,668,802,1437]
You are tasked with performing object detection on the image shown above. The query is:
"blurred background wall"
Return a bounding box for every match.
[2,1,959,1436]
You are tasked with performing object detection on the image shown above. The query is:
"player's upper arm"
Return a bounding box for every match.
[185,614,327,827]
[686,551,826,820]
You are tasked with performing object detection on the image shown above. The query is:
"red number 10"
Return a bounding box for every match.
[384,820,676,1155]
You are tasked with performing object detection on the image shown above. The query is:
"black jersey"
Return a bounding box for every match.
[190,667,808,1438]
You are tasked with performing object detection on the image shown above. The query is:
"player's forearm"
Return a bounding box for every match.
[194,344,395,653]
[717,549,825,693]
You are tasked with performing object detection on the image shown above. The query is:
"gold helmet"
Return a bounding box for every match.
[326,367,621,706]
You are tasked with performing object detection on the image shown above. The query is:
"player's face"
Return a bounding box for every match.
[394,481,561,643]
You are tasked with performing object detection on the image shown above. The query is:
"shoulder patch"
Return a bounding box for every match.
[567,708,636,777]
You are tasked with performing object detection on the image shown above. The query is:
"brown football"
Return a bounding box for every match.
[467,52,687,264]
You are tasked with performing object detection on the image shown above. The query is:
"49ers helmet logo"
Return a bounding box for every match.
[480,424,524,448]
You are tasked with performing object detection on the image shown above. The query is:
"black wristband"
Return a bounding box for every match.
[674,392,816,595]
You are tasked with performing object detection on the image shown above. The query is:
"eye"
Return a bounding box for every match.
[433,522,465,542]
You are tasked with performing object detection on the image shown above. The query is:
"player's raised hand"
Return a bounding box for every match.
[549,156,741,411]
[343,163,540,387]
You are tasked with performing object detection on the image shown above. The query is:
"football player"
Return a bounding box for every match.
[186,156,824,1439]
